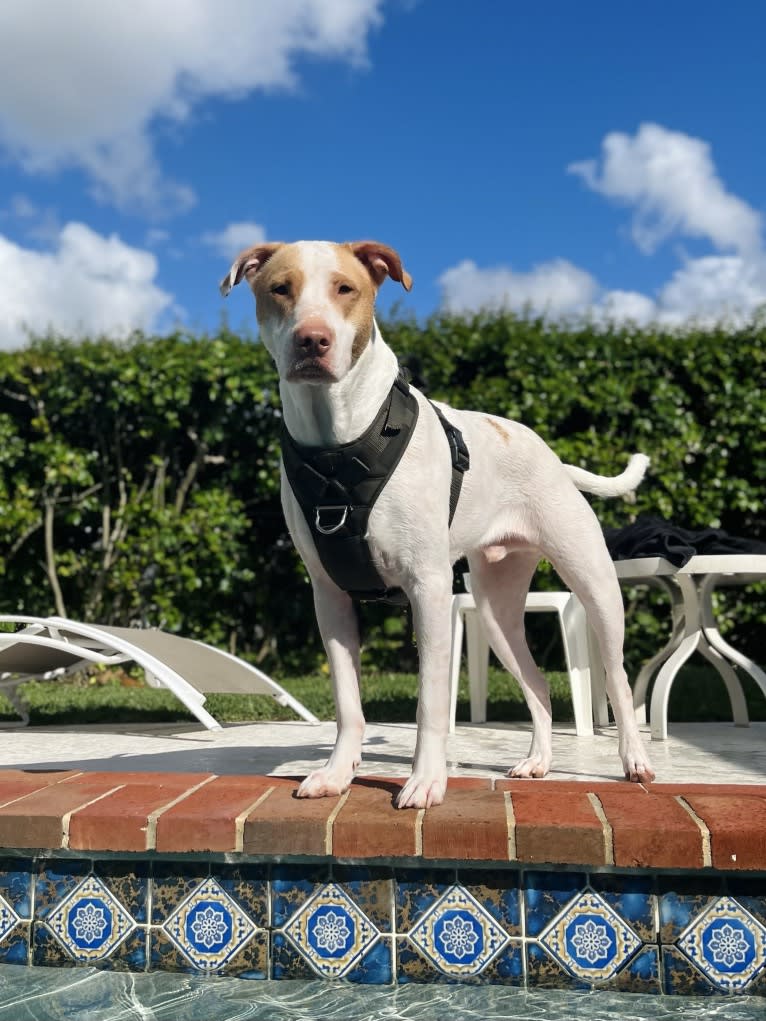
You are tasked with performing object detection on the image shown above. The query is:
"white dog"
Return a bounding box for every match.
[221,240,655,809]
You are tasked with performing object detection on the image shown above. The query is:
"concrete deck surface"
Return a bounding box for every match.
[0,719,763,785]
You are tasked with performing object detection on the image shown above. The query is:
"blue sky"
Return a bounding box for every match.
[0,0,765,347]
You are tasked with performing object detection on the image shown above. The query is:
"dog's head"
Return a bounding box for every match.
[220,240,411,384]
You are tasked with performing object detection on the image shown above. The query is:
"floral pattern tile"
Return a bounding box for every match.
[524,870,587,938]
[282,882,380,979]
[407,885,510,978]
[539,889,641,983]
[0,850,759,996]
[676,896,766,993]
[162,877,258,972]
[45,874,136,963]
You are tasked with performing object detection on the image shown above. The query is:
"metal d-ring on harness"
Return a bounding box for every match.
[280,371,469,604]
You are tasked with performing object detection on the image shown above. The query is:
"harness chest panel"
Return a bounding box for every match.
[280,374,469,603]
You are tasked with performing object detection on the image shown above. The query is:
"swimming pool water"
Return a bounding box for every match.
[0,966,763,1021]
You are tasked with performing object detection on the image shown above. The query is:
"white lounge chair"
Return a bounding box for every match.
[0,615,318,730]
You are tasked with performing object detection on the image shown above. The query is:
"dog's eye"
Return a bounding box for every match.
[271,283,290,296]
[338,283,354,295]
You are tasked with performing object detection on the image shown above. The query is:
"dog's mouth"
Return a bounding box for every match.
[286,359,338,384]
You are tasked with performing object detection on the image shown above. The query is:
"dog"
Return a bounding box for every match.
[221,239,655,808]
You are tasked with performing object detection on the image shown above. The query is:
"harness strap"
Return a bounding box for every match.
[280,373,470,603]
[429,401,470,526]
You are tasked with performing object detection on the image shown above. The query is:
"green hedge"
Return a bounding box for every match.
[0,316,763,677]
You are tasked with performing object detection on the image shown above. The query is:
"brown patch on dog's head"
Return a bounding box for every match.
[340,241,412,363]
[486,417,511,442]
[347,241,412,292]
[219,242,285,297]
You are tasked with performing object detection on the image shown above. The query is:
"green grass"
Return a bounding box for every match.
[2,663,764,727]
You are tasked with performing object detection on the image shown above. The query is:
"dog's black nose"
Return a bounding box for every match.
[294,319,334,357]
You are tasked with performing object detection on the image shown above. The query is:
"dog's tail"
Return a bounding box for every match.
[564,453,650,499]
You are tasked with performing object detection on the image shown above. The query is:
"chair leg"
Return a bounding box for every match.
[448,601,465,734]
[586,627,610,727]
[560,596,594,736]
[465,609,490,724]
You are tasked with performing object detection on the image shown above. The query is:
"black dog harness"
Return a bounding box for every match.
[280,373,469,603]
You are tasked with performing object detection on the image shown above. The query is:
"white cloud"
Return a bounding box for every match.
[441,125,766,328]
[0,224,173,349]
[568,123,762,255]
[202,221,267,260]
[655,255,766,326]
[439,258,598,316]
[598,290,657,325]
[0,1,384,214]
[439,253,766,328]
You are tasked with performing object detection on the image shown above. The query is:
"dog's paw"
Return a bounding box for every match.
[507,754,550,779]
[395,773,447,810]
[297,769,352,799]
[620,746,656,784]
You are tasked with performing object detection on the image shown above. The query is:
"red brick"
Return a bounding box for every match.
[684,794,766,871]
[68,773,215,852]
[155,775,287,853]
[333,780,421,858]
[497,779,647,795]
[0,774,127,849]
[0,770,80,807]
[651,784,766,798]
[423,788,509,861]
[597,790,704,869]
[510,789,607,866]
[242,782,340,856]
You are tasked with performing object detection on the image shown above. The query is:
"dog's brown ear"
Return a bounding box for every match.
[220,243,283,297]
[349,241,412,291]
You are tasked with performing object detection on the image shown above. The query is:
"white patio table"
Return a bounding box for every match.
[590,554,766,740]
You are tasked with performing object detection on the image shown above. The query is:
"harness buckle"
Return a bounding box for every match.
[314,505,349,535]
[447,425,470,474]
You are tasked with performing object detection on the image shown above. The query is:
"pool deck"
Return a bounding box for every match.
[0,719,763,869]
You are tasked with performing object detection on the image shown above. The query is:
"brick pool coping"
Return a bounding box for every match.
[0,768,764,871]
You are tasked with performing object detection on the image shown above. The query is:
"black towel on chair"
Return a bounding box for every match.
[603,515,766,568]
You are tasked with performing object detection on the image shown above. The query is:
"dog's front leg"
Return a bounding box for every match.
[396,570,454,809]
[297,581,364,799]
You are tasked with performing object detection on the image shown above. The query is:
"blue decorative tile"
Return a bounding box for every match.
[458,868,521,936]
[524,870,587,938]
[526,940,590,991]
[332,865,393,932]
[676,896,766,993]
[272,864,329,929]
[0,925,29,965]
[283,882,380,979]
[0,894,20,943]
[539,889,641,983]
[162,877,258,972]
[395,867,455,932]
[658,875,723,944]
[408,885,509,977]
[590,873,655,943]
[612,945,661,995]
[344,936,393,984]
[35,859,90,918]
[0,859,33,919]
[662,946,721,996]
[45,874,136,963]
[151,862,208,925]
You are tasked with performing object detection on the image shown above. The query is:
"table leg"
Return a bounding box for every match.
[650,574,749,739]
[699,573,766,704]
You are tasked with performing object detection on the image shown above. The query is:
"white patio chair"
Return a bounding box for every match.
[0,615,318,730]
[448,582,594,735]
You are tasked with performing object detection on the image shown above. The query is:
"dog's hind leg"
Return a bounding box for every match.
[543,521,655,784]
[467,549,556,777]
